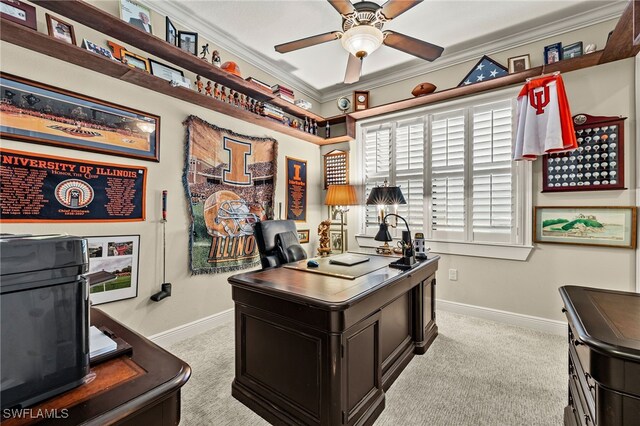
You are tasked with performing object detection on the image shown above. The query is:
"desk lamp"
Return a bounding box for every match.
[324,184,358,253]
[365,182,406,254]
[375,213,416,270]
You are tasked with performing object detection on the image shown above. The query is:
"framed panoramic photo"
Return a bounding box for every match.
[178,31,198,56]
[119,0,153,34]
[0,73,160,161]
[45,13,77,45]
[122,50,150,72]
[86,235,140,305]
[534,206,637,249]
[0,0,36,30]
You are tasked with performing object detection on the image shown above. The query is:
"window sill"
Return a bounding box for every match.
[355,235,533,261]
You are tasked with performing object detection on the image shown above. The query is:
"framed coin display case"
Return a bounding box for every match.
[324,149,349,189]
[542,113,626,192]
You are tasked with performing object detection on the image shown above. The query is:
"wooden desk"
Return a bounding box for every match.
[1,308,191,426]
[229,254,439,425]
[559,286,640,426]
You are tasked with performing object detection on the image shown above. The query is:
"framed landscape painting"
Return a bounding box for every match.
[85,235,140,305]
[534,206,637,248]
[0,73,160,161]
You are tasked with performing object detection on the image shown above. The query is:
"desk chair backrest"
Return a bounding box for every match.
[254,220,307,269]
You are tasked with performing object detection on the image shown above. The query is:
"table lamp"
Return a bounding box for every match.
[366,181,406,254]
[324,184,358,253]
[375,213,416,270]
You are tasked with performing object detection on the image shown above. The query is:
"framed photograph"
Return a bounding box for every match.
[0,73,160,161]
[119,0,153,34]
[178,31,198,56]
[82,39,115,60]
[0,0,36,30]
[166,16,177,45]
[85,235,140,305]
[328,205,347,225]
[507,54,530,74]
[534,206,637,249]
[297,229,310,244]
[122,50,150,72]
[544,42,562,65]
[45,13,77,45]
[563,41,583,59]
[286,157,307,222]
[149,58,184,82]
[330,229,347,252]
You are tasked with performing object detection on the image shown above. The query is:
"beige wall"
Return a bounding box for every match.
[0,36,322,336]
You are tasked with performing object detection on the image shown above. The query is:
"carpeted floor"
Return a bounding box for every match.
[168,311,567,426]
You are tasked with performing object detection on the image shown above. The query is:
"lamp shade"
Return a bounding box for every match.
[374,223,393,242]
[325,184,358,206]
[341,26,384,58]
[365,186,406,206]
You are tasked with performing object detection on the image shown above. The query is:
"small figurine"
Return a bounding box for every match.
[195,75,203,93]
[317,219,332,256]
[205,81,213,96]
[200,43,210,60]
[240,94,246,110]
[250,99,256,113]
[233,91,240,107]
[211,50,221,67]
[228,89,234,104]
[213,83,221,100]
[220,86,227,103]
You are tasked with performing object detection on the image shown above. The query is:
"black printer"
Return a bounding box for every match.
[0,234,90,410]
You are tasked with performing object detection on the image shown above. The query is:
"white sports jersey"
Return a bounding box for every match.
[513,75,577,161]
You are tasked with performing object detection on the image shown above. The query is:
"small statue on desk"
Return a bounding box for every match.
[317,219,332,257]
[211,50,221,67]
[205,81,213,96]
[200,43,210,60]
[195,75,203,93]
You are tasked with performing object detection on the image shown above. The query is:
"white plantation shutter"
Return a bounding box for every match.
[395,120,424,230]
[430,110,465,239]
[363,126,391,230]
[472,100,514,243]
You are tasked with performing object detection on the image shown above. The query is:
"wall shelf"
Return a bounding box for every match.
[0,18,343,146]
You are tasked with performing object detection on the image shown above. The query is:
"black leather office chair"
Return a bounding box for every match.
[253,220,307,269]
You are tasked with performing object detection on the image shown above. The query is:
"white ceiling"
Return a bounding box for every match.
[151,0,624,98]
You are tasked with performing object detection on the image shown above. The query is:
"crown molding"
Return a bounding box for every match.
[141,1,625,106]
[139,0,324,103]
[318,1,626,102]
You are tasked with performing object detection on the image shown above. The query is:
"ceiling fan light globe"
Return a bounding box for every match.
[341,26,384,57]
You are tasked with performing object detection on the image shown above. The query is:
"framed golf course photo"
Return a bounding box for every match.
[534,206,637,249]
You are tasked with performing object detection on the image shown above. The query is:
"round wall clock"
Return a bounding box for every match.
[337,96,351,112]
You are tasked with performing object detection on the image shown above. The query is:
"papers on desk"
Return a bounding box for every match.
[90,326,117,359]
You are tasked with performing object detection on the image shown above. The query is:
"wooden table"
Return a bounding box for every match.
[1,308,191,426]
[229,254,439,425]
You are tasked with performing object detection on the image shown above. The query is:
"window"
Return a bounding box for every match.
[359,91,531,258]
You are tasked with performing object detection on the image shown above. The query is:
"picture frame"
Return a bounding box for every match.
[122,50,150,72]
[178,31,198,56]
[0,0,36,30]
[562,41,583,59]
[286,157,307,222]
[82,39,115,60]
[544,42,563,65]
[149,58,184,82]
[45,13,77,45]
[328,205,347,225]
[166,16,177,46]
[85,235,140,305]
[330,229,347,252]
[0,73,160,162]
[119,0,153,34]
[534,206,637,249]
[324,149,349,189]
[507,54,530,74]
[297,229,310,244]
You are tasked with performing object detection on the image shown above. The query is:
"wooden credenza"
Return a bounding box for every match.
[228,254,439,425]
[559,286,640,426]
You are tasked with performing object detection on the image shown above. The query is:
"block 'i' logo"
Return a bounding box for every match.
[529,85,550,115]
[222,138,252,185]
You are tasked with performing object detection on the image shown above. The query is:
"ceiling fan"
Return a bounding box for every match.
[274,0,444,84]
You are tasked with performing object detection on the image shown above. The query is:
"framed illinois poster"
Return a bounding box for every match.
[286,157,307,222]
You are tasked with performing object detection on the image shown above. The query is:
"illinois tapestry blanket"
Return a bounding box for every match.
[183,115,277,274]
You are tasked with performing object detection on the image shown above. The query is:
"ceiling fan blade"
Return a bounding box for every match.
[383,31,444,61]
[275,31,342,53]
[344,54,363,84]
[327,0,356,16]
[380,0,423,19]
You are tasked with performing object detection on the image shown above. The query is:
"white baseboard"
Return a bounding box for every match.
[148,308,234,348]
[437,299,567,336]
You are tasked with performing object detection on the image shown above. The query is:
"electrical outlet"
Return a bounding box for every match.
[448,269,458,281]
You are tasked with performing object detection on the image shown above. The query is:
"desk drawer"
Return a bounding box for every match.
[569,375,594,426]
[570,345,595,416]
